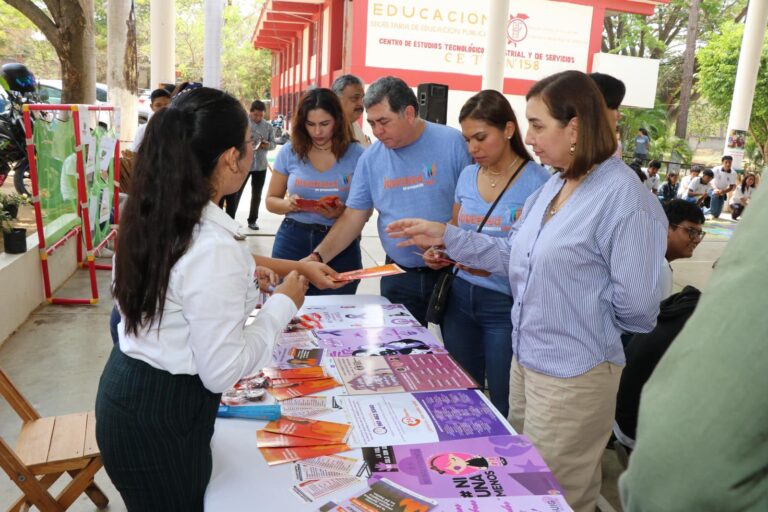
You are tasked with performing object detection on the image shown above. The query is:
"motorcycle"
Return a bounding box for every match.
[0,63,38,196]
[271,113,289,145]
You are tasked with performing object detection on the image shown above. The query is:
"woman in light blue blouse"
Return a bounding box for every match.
[267,88,365,295]
[387,71,667,512]
[423,90,548,416]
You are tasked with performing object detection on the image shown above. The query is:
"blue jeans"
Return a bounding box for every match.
[380,263,442,326]
[271,218,360,295]
[441,276,513,416]
[708,192,727,218]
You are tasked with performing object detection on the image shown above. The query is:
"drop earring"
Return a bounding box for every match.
[569,144,575,155]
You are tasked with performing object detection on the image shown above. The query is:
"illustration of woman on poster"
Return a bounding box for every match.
[428,452,507,476]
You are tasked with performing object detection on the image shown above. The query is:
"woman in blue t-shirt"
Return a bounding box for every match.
[267,88,365,294]
[424,90,549,416]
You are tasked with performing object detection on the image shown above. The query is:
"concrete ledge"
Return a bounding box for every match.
[0,232,79,345]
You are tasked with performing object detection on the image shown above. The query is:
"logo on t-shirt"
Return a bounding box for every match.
[382,163,438,191]
[294,177,350,192]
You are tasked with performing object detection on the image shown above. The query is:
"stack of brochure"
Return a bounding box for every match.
[263,367,342,401]
[257,416,353,466]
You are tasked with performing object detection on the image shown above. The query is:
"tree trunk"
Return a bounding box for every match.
[59,0,96,104]
[107,0,138,142]
[675,0,701,141]
[4,0,95,104]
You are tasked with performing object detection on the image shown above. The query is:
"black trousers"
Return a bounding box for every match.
[247,170,267,224]
[95,346,221,511]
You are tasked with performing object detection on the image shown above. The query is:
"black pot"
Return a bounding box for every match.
[3,227,26,254]
[3,204,18,219]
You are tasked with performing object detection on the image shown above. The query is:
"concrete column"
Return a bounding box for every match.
[723,0,768,170]
[150,0,176,88]
[482,0,510,91]
[107,0,138,142]
[203,0,225,88]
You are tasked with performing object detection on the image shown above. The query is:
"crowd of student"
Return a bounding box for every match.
[99,70,766,512]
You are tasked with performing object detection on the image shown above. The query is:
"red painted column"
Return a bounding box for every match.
[586,5,606,72]
[328,0,344,77]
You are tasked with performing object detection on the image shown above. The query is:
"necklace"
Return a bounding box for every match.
[545,166,597,218]
[313,142,332,151]
[483,156,521,188]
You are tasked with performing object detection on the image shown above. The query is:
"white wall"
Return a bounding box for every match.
[592,53,659,109]
[0,234,79,346]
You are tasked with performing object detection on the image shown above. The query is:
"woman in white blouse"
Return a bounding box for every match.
[95,88,340,511]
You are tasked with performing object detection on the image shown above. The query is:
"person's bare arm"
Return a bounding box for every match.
[265,171,299,214]
[252,256,344,290]
[308,207,371,263]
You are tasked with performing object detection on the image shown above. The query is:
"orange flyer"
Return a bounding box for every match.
[262,415,352,444]
[333,264,405,282]
[263,366,328,380]
[256,430,334,448]
[259,443,351,465]
[267,377,341,401]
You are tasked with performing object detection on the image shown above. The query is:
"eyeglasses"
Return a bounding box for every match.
[671,224,706,241]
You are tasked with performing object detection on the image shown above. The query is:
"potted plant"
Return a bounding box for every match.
[1,210,26,254]
[0,192,29,219]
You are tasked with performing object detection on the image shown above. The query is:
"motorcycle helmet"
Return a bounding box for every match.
[1,63,37,93]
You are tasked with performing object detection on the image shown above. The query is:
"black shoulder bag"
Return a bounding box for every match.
[425,160,527,324]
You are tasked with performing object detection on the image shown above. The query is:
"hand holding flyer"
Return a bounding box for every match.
[332,264,405,282]
[295,195,342,212]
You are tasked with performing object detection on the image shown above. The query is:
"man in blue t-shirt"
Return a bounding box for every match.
[634,128,650,163]
[307,76,472,324]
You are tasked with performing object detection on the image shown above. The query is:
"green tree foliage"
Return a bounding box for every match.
[132,0,270,103]
[603,0,747,120]
[0,3,60,79]
[697,21,768,165]
[2,0,271,106]
[621,100,692,163]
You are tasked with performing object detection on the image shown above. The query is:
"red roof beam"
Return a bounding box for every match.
[265,12,317,23]
[262,21,306,31]
[257,28,301,37]
[270,1,322,15]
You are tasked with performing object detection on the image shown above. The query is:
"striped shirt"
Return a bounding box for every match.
[444,157,668,378]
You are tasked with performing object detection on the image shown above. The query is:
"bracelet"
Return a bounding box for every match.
[311,251,324,263]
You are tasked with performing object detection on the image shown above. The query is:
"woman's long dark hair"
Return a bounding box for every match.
[291,88,354,161]
[741,172,757,194]
[459,90,532,162]
[114,87,248,336]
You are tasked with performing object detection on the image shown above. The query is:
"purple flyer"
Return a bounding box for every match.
[362,435,565,499]
[434,495,573,511]
[295,304,421,330]
[415,390,511,441]
[314,327,447,357]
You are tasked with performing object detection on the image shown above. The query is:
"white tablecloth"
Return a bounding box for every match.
[204,294,389,510]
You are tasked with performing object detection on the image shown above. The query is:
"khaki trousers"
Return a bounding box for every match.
[508,357,622,512]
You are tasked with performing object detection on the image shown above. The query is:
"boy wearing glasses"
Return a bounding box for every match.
[613,199,705,453]
[660,199,706,299]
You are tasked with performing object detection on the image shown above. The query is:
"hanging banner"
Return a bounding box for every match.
[365,0,593,81]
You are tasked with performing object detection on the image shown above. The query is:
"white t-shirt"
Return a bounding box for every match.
[711,166,737,191]
[678,175,695,198]
[131,122,148,152]
[660,259,674,300]
[117,203,297,393]
[687,177,711,198]
[731,184,754,205]
[644,172,661,192]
